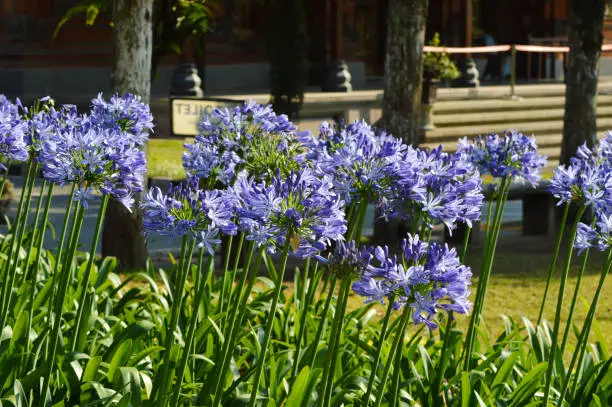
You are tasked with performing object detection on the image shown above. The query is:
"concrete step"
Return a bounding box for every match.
[433,94,612,114]
[433,104,612,127]
[424,117,612,141]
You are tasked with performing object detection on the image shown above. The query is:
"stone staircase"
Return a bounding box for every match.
[420,92,612,168]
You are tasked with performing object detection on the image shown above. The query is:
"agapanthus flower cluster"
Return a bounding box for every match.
[457,130,547,186]
[90,93,153,146]
[575,213,612,253]
[0,95,28,171]
[548,141,612,214]
[232,168,347,258]
[183,100,303,186]
[315,240,373,279]
[298,120,406,205]
[21,102,83,159]
[388,147,484,230]
[39,94,151,210]
[352,234,472,328]
[141,176,237,254]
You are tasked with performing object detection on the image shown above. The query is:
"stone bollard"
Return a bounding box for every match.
[323,60,352,92]
[170,63,204,97]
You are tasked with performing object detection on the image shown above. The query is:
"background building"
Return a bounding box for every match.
[1,0,612,99]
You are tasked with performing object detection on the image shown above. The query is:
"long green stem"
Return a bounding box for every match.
[0,161,37,328]
[71,194,110,352]
[303,275,337,371]
[541,205,586,406]
[45,184,76,356]
[320,277,352,407]
[0,166,10,203]
[221,234,245,330]
[210,243,259,406]
[247,240,291,407]
[23,183,53,370]
[20,180,46,284]
[537,204,570,326]
[210,242,257,405]
[561,251,612,402]
[39,203,85,406]
[559,246,591,357]
[463,179,510,371]
[349,200,369,242]
[363,296,395,405]
[389,340,403,407]
[218,234,233,325]
[155,237,196,405]
[290,258,315,381]
[171,250,212,407]
[373,305,411,407]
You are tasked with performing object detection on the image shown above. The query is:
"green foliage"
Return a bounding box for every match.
[423,33,461,81]
[0,224,609,406]
[53,0,217,77]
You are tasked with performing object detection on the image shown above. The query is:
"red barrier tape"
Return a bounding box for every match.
[514,44,568,52]
[425,44,612,54]
[423,45,511,53]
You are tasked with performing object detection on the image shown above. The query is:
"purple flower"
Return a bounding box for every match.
[232,168,347,257]
[90,93,154,146]
[457,130,547,186]
[0,96,28,170]
[141,176,237,254]
[352,233,472,329]
[299,120,406,206]
[574,213,612,253]
[316,240,373,279]
[386,147,483,232]
[40,122,146,211]
[184,100,302,185]
[549,141,612,214]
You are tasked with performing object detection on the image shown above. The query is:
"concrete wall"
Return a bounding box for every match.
[0,61,367,99]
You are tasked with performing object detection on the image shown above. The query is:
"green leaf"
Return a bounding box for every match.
[491,352,518,397]
[14,379,27,407]
[285,367,322,407]
[9,310,29,351]
[128,346,164,367]
[508,362,548,407]
[107,339,133,383]
[461,371,471,407]
[83,356,102,382]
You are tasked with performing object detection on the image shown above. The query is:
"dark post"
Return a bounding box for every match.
[457,0,479,87]
[170,62,204,97]
[323,0,352,91]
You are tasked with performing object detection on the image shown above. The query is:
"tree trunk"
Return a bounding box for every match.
[378,0,428,145]
[561,0,604,165]
[102,0,153,270]
[372,0,428,246]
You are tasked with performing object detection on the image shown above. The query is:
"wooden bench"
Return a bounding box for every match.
[445,180,555,245]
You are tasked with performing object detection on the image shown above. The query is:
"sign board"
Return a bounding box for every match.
[169,97,244,137]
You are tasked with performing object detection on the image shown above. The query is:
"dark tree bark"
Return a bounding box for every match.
[378,0,428,145]
[372,0,428,246]
[561,0,605,165]
[102,0,153,270]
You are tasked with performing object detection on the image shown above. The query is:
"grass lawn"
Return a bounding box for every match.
[147,138,188,180]
[339,235,612,350]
